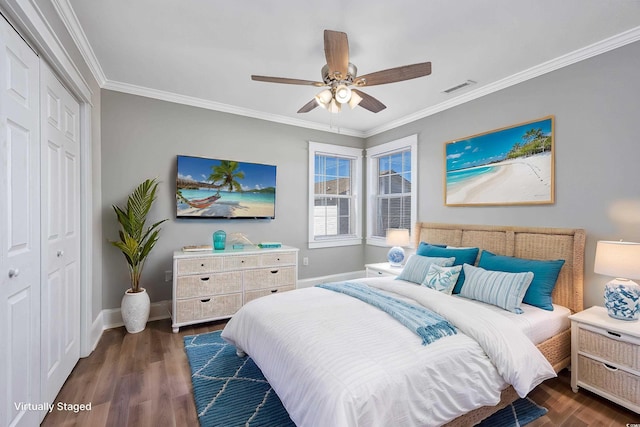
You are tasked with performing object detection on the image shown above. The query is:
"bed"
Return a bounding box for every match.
[221,223,585,426]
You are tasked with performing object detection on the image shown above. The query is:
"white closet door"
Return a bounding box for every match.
[40,61,80,407]
[0,17,42,427]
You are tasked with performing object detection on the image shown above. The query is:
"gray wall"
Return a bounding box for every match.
[101,91,364,309]
[365,41,640,309]
[102,41,640,311]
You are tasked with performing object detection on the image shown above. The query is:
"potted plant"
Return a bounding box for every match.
[110,178,167,333]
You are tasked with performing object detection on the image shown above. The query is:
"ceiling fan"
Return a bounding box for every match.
[251,30,432,114]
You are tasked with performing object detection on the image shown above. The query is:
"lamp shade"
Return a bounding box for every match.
[386,228,410,247]
[594,240,640,279]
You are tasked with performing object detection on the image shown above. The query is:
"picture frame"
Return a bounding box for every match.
[444,115,555,206]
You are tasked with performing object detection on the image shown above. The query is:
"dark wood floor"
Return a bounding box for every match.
[42,318,639,426]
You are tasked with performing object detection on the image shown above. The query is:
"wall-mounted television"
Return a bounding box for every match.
[176,155,276,219]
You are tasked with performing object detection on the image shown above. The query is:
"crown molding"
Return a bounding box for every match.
[103,79,366,137]
[51,0,107,86]
[363,25,640,138]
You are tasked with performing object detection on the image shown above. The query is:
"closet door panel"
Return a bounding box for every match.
[0,17,41,427]
[40,62,81,406]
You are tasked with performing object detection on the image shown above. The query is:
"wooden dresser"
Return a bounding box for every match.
[171,245,299,332]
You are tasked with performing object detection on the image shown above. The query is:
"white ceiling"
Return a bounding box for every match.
[64,0,640,137]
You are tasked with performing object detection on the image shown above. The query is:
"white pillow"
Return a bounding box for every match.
[422,264,462,295]
[459,264,534,314]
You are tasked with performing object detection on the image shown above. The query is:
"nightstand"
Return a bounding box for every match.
[365,262,403,278]
[570,305,640,413]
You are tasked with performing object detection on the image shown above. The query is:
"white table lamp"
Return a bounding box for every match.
[386,228,410,267]
[594,240,640,321]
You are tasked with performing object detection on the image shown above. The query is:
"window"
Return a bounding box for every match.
[308,142,362,248]
[366,135,417,246]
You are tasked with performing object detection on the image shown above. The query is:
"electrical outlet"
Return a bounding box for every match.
[302,257,309,266]
[165,270,172,282]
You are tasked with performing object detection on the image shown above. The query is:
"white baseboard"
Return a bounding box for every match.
[100,299,172,331]
[297,270,365,288]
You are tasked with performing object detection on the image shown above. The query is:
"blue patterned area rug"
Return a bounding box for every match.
[184,330,547,427]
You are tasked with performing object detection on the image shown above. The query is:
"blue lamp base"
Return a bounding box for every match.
[387,246,405,267]
[604,279,640,321]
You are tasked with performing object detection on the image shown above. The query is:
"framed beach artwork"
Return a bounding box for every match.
[444,116,555,206]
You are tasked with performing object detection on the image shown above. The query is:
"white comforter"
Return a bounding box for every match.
[221,278,556,427]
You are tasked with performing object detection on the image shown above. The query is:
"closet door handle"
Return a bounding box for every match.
[8,268,19,278]
[57,250,64,257]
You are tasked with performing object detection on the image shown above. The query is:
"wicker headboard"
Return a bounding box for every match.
[413,223,586,313]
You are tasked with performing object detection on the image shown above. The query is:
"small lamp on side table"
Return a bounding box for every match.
[386,228,410,267]
[594,240,640,321]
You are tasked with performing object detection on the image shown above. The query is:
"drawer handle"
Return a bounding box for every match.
[200,298,211,303]
[200,277,210,281]
[271,289,278,293]
[200,263,205,267]
[607,331,621,338]
[270,269,279,274]
[603,363,618,372]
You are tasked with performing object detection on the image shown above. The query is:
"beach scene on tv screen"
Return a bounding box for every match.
[177,156,276,218]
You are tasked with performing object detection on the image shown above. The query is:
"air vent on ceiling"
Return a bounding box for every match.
[443,80,477,94]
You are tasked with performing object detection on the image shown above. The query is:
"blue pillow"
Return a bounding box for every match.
[422,264,462,295]
[395,254,455,285]
[459,264,534,314]
[416,244,479,293]
[417,242,447,252]
[478,251,565,311]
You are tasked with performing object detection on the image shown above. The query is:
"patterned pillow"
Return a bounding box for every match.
[416,244,480,294]
[459,264,534,314]
[395,255,455,285]
[422,264,462,294]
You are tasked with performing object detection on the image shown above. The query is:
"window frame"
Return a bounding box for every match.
[366,134,418,247]
[308,141,363,249]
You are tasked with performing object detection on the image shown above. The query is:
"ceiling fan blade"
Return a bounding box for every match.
[297,99,319,113]
[252,75,324,86]
[324,30,349,78]
[355,62,432,87]
[352,89,386,113]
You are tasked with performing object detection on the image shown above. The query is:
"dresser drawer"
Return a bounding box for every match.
[176,271,242,299]
[176,293,242,322]
[244,266,296,291]
[578,327,640,371]
[260,251,297,266]
[176,257,223,275]
[224,255,260,270]
[577,354,640,407]
[244,285,295,304]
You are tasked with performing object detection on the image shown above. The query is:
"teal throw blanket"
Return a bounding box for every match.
[317,281,457,345]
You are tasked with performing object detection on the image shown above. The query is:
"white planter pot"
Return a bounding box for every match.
[121,288,150,333]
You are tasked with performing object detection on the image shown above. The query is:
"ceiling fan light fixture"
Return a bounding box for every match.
[348,90,363,109]
[315,89,333,108]
[334,84,352,104]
